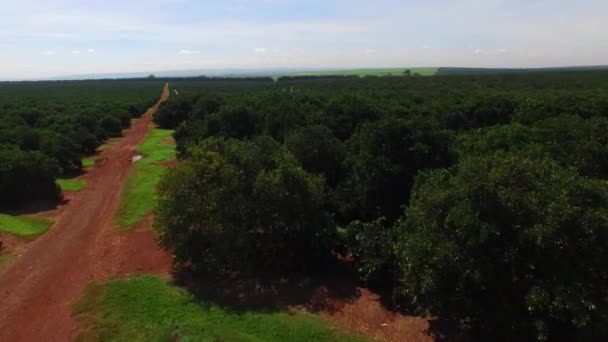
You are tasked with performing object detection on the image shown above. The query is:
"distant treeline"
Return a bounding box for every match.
[436,65,608,76]
[153,70,608,341]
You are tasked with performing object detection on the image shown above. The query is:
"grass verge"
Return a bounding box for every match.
[74,276,365,342]
[115,128,175,229]
[82,157,97,168]
[97,137,121,152]
[57,178,87,192]
[0,214,53,238]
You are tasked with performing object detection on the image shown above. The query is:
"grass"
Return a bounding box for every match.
[0,213,53,238]
[115,128,175,229]
[74,276,366,342]
[57,178,87,192]
[97,137,121,151]
[82,157,97,168]
[0,254,13,268]
[291,67,438,77]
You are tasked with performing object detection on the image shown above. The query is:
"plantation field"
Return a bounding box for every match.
[0,80,163,209]
[291,67,438,77]
[74,276,365,342]
[0,214,53,238]
[115,128,176,229]
[153,71,608,340]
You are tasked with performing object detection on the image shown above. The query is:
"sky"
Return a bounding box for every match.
[1,0,607,79]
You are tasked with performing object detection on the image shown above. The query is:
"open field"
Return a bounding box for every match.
[74,276,365,342]
[114,128,176,229]
[0,214,53,238]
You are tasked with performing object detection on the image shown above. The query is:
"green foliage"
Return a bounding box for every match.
[155,137,334,273]
[0,145,60,208]
[74,276,365,342]
[398,153,608,339]
[339,116,453,222]
[285,125,345,186]
[115,129,175,229]
[0,213,53,238]
[155,72,608,339]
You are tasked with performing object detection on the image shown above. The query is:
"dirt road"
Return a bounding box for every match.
[0,84,172,341]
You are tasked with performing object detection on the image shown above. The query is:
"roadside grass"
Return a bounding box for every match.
[115,128,175,229]
[97,137,121,152]
[74,276,366,342]
[0,214,53,238]
[57,178,87,192]
[82,157,97,168]
[0,254,12,268]
[291,67,438,77]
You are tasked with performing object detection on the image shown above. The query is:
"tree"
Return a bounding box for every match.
[396,153,608,340]
[100,116,123,137]
[285,125,345,187]
[154,137,335,273]
[0,145,60,208]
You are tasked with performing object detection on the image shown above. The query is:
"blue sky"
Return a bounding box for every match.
[1,0,607,78]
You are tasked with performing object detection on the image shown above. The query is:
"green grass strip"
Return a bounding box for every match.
[82,157,96,168]
[115,128,175,229]
[57,178,87,192]
[0,214,53,238]
[74,276,366,342]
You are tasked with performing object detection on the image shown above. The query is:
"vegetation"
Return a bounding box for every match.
[0,80,162,209]
[57,178,87,192]
[0,214,53,238]
[115,128,175,229]
[73,276,365,342]
[82,157,97,168]
[153,71,608,340]
[289,67,438,77]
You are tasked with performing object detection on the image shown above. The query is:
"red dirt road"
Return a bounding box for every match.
[0,84,171,342]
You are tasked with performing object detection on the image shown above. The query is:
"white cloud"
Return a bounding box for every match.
[473,48,483,55]
[498,48,509,54]
[43,50,55,56]
[72,50,81,55]
[178,49,199,55]
[253,47,266,54]
[422,45,432,50]
[365,48,377,55]
[87,48,95,53]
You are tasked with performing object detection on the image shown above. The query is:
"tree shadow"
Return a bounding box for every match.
[1,196,69,216]
[171,261,362,315]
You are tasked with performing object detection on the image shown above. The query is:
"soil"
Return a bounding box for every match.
[0,84,172,341]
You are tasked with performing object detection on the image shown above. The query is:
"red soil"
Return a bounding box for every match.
[0,84,172,342]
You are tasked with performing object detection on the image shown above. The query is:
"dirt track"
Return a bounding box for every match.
[0,84,171,341]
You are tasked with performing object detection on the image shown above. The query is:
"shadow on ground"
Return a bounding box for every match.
[172,262,361,315]
[170,260,470,341]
